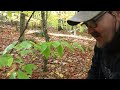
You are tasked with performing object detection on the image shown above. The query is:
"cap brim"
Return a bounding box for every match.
[67,11,102,26]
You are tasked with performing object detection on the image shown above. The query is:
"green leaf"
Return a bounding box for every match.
[14,44,24,51]
[73,42,85,53]
[14,41,32,51]
[40,42,48,53]
[19,49,33,56]
[22,64,37,75]
[3,41,17,55]
[61,41,74,52]
[0,54,13,67]
[9,72,17,79]
[7,56,13,67]
[57,45,64,57]
[42,44,50,59]
[34,44,41,50]
[52,41,61,48]
[0,56,8,67]
[7,11,12,18]
[20,41,32,49]
[29,40,36,45]
[17,70,29,79]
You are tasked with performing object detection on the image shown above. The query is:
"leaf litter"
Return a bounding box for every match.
[0,27,96,79]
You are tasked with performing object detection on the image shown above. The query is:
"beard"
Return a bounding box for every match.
[91,30,101,38]
[96,40,106,48]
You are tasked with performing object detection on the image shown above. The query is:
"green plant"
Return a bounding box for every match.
[0,40,84,79]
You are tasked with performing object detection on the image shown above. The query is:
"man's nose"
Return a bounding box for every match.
[87,27,95,34]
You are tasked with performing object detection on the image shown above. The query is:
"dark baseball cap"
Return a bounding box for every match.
[67,11,103,26]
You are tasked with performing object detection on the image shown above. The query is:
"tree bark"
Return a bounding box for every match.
[41,11,49,42]
[57,11,63,31]
[19,12,25,42]
[41,11,50,72]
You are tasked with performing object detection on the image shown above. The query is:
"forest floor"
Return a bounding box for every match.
[0,26,96,79]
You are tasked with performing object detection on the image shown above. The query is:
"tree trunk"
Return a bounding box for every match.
[19,12,25,42]
[46,11,48,21]
[63,19,67,30]
[63,11,67,30]
[58,11,63,31]
[42,56,48,72]
[41,11,50,72]
[41,11,49,42]
[15,21,19,31]
[58,19,63,31]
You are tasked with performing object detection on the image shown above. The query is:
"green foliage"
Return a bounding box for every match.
[47,13,58,28]
[52,41,61,48]
[14,41,32,51]
[79,24,88,33]
[9,72,17,79]
[57,44,64,57]
[17,70,29,79]
[0,39,84,79]
[52,41,64,57]
[40,42,50,59]
[34,43,41,50]
[3,41,17,55]
[40,42,48,53]
[22,64,37,75]
[73,42,85,53]
[61,41,74,52]
[19,49,33,56]
[20,41,32,49]
[0,54,13,67]
[7,11,12,18]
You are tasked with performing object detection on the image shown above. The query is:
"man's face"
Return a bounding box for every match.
[86,12,117,48]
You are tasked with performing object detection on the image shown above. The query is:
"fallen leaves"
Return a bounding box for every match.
[7,64,17,77]
[0,27,95,79]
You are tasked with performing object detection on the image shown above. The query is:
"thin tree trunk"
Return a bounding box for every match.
[41,11,49,72]
[58,11,63,31]
[46,11,48,21]
[63,11,67,30]
[41,11,49,42]
[19,12,25,42]
[43,56,48,72]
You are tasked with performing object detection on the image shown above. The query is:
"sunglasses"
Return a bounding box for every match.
[81,11,109,28]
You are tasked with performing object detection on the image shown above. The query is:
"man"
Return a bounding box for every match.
[67,11,120,79]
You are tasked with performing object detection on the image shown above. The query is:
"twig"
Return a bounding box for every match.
[10,11,35,54]
[18,11,35,41]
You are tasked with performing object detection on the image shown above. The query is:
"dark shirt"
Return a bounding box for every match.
[87,28,120,79]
